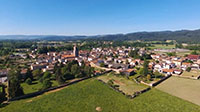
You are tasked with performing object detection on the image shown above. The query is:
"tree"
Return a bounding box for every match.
[128,49,139,58]
[25,78,32,85]
[39,72,52,90]
[186,67,191,72]
[40,71,52,83]
[41,79,52,90]
[191,50,198,55]
[167,52,176,56]
[142,59,149,76]
[55,67,65,85]
[32,69,42,79]
[83,66,94,77]
[8,69,24,98]
[147,74,151,81]
[137,67,144,75]
[100,63,105,67]
[71,64,81,78]
[26,68,33,80]
[154,71,163,78]
[43,72,51,79]
[0,85,6,104]
[107,79,114,86]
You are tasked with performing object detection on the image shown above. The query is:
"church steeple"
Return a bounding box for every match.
[73,45,79,57]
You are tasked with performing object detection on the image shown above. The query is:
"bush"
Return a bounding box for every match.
[186,67,191,72]
[25,78,32,85]
[107,79,114,86]
[42,79,52,90]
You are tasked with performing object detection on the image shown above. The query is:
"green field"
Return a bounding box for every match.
[149,44,175,49]
[97,73,148,95]
[156,76,200,106]
[21,80,59,94]
[1,78,200,112]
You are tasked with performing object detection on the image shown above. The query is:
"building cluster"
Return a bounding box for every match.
[150,54,200,75]
[1,45,200,83]
[30,46,89,72]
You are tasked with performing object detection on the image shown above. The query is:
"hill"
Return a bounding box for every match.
[1,29,200,43]
[94,29,200,43]
[1,79,200,112]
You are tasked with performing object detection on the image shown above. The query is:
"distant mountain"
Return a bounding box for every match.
[0,35,89,40]
[42,35,89,41]
[93,29,200,43]
[0,35,44,40]
[0,29,200,43]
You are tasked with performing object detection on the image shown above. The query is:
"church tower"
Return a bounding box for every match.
[73,45,79,57]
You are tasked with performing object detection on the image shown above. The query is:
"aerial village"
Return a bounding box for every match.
[1,45,200,84]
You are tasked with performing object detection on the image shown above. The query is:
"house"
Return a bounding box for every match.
[187,55,200,61]
[173,69,182,75]
[162,69,174,75]
[173,60,182,67]
[0,76,7,83]
[130,60,137,66]
[0,69,8,83]
[181,62,191,70]
[122,69,136,76]
[191,63,199,69]
[31,64,47,70]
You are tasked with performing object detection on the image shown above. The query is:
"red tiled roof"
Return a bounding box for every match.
[62,54,75,58]
[188,55,200,60]
[162,69,174,73]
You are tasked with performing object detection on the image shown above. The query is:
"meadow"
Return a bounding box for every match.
[21,80,59,94]
[156,76,200,106]
[149,44,175,49]
[1,78,200,112]
[97,73,148,95]
[181,70,200,78]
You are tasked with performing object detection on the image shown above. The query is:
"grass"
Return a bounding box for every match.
[149,44,175,49]
[176,51,190,56]
[1,78,200,112]
[21,80,59,94]
[97,73,148,95]
[156,76,200,106]
[182,70,200,78]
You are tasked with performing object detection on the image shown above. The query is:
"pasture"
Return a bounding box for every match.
[1,79,200,112]
[21,80,59,94]
[156,76,200,106]
[181,70,200,79]
[149,44,175,49]
[97,73,148,95]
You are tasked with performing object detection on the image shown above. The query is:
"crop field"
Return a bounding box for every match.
[1,78,200,112]
[97,73,148,95]
[156,76,200,106]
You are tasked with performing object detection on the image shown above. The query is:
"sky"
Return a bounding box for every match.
[0,0,200,35]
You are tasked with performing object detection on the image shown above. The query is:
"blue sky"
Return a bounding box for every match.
[0,0,200,35]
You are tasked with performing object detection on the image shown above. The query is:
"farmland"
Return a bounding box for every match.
[149,44,175,49]
[1,79,200,112]
[97,73,148,95]
[181,70,200,79]
[156,76,200,106]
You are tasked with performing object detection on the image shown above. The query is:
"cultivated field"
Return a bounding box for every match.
[1,79,200,112]
[97,73,148,95]
[156,76,200,106]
